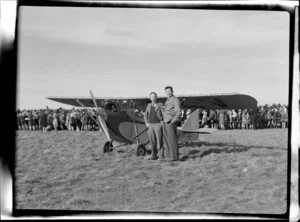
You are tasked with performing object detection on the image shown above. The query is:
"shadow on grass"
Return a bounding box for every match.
[179,141,286,161]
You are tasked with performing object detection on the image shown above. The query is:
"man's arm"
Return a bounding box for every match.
[143,104,149,125]
[157,103,164,121]
[171,97,181,123]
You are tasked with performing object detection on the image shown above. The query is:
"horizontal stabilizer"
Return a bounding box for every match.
[179,127,217,134]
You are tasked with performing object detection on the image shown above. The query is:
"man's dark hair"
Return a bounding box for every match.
[164,86,173,91]
[149,92,157,97]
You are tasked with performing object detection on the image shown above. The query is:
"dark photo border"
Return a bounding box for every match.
[1,0,299,220]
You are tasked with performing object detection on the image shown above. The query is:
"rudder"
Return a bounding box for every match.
[181,109,199,131]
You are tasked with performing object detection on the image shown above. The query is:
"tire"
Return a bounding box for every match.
[103,141,113,153]
[135,144,146,156]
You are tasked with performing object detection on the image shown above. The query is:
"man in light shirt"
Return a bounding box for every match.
[162,86,181,161]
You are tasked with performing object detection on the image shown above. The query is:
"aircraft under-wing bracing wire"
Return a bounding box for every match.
[47,91,257,156]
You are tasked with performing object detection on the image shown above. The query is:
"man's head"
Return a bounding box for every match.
[150,92,158,103]
[164,86,174,98]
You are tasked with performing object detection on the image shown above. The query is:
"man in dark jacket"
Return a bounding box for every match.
[144,92,163,160]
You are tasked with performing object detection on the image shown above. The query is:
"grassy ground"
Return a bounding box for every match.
[15,128,288,214]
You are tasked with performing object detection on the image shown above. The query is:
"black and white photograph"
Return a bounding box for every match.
[2,0,299,219]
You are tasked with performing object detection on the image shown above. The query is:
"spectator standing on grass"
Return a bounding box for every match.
[253,108,260,129]
[81,111,89,131]
[80,110,85,131]
[40,110,48,131]
[231,109,237,129]
[218,110,226,130]
[252,108,259,129]
[33,110,39,130]
[86,111,92,131]
[270,108,276,128]
[201,109,208,128]
[46,110,53,131]
[70,110,76,131]
[59,111,66,130]
[275,108,281,128]
[241,110,247,129]
[216,110,220,128]
[28,110,33,130]
[23,110,29,130]
[262,107,268,129]
[53,111,59,131]
[237,109,242,129]
[16,110,22,130]
[267,109,272,128]
[38,110,42,130]
[258,107,263,129]
[85,111,91,130]
[88,110,94,131]
[27,110,33,130]
[280,106,288,128]
[208,109,216,128]
[225,110,230,129]
[227,110,232,129]
[66,112,71,131]
[75,110,82,132]
[246,110,252,129]
[20,110,26,130]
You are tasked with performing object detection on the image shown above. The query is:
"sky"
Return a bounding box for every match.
[17,6,290,109]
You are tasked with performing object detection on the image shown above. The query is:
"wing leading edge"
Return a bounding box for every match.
[47,93,257,110]
[178,93,257,110]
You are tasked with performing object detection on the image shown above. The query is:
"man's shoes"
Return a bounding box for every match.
[147,156,159,160]
[165,158,178,162]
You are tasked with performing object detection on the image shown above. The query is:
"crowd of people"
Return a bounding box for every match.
[196,103,288,130]
[16,108,99,131]
[16,104,288,132]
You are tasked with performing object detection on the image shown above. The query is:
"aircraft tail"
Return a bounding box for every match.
[180,109,199,132]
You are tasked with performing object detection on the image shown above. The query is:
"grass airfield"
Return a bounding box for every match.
[15,128,288,214]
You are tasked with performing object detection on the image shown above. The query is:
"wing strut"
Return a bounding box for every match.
[76,99,100,128]
[89,90,111,141]
[131,101,139,144]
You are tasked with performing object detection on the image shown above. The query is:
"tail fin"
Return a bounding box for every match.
[180,109,199,131]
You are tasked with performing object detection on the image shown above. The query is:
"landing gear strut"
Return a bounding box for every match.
[103,141,113,153]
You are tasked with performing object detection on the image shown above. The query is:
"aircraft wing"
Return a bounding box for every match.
[177,93,257,110]
[46,96,151,109]
[47,97,105,108]
[47,93,257,110]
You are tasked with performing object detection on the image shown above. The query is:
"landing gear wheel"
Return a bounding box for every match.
[135,144,146,156]
[103,141,113,153]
